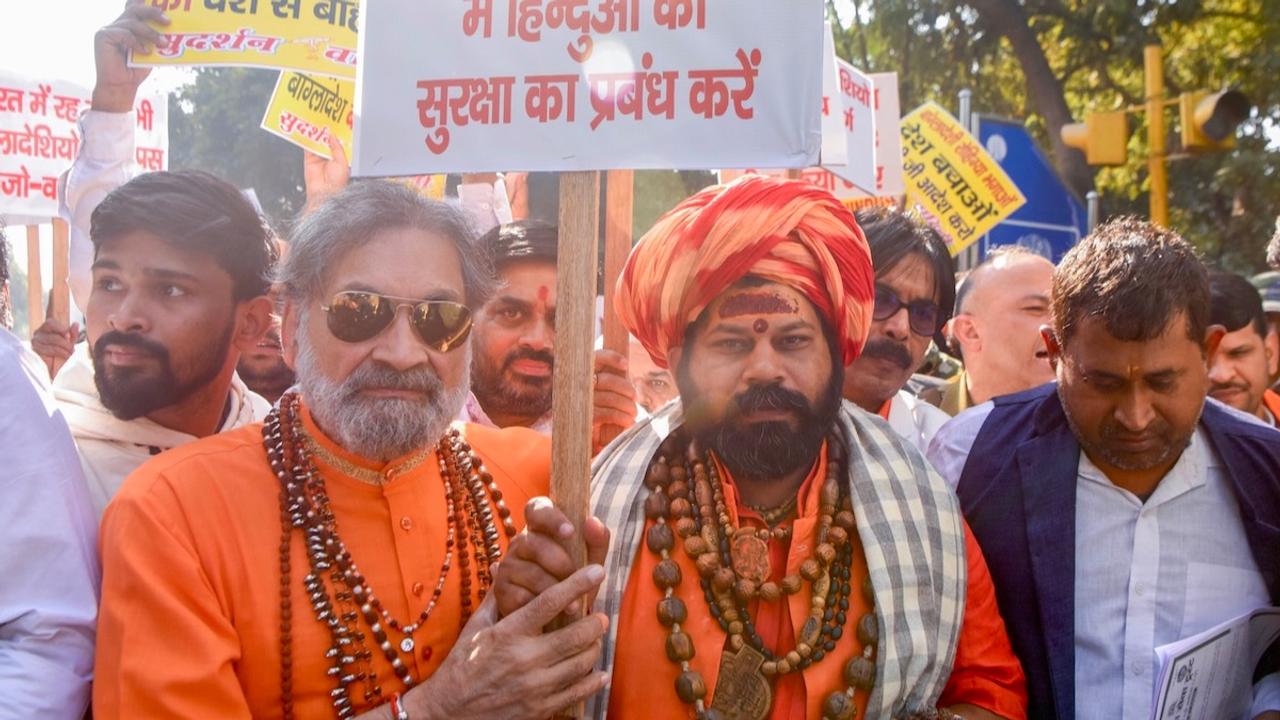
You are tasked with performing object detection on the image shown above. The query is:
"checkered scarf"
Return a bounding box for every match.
[586,400,966,718]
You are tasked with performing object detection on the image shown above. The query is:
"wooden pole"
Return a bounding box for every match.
[550,170,600,720]
[25,226,43,337]
[550,171,601,564]
[51,218,70,325]
[597,169,634,448]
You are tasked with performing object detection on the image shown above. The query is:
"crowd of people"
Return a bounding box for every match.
[3,4,1280,720]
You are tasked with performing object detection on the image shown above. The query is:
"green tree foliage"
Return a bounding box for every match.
[168,68,305,231]
[829,0,1280,273]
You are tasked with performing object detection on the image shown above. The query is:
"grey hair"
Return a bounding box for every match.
[278,180,496,309]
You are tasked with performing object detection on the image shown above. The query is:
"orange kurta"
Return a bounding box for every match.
[609,442,1027,719]
[94,405,548,719]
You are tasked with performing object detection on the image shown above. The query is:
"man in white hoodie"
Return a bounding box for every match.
[29,3,274,515]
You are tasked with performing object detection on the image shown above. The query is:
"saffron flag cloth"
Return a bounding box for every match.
[615,174,875,369]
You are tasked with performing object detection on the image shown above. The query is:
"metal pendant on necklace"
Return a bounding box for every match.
[710,645,772,720]
[400,637,415,654]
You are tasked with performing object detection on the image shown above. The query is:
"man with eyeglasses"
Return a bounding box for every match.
[94,181,610,719]
[840,207,955,454]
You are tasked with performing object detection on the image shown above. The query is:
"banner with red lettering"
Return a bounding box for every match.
[0,72,168,220]
[821,58,876,193]
[819,22,847,167]
[869,72,904,197]
[353,0,825,175]
[719,168,897,213]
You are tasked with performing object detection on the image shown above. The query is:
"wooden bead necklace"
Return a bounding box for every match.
[265,393,516,719]
[641,430,880,720]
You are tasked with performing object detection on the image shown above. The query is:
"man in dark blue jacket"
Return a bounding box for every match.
[929,217,1280,720]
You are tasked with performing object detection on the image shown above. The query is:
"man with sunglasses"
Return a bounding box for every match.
[840,207,955,454]
[94,181,608,719]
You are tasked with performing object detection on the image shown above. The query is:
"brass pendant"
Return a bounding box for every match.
[710,645,772,720]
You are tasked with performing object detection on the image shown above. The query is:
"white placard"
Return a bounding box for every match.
[0,71,167,220]
[353,0,825,175]
[870,71,904,196]
[819,22,847,167]
[820,57,876,192]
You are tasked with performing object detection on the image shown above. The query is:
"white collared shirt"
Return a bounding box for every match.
[0,329,99,719]
[1074,428,1279,718]
[926,402,1280,717]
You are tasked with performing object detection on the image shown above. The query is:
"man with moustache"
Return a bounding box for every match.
[496,177,1027,719]
[95,181,609,718]
[840,207,954,453]
[1207,272,1280,427]
[463,220,636,447]
[928,218,1280,718]
[932,247,1055,415]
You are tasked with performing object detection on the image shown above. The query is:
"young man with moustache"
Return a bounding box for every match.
[1207,271,1280,427]
[929,218,1280,719]
[840,208,955,453]
[463,220,636,450]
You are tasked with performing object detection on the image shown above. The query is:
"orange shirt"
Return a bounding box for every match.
[1263,389,1280,427]
[609,443,1027,719]
[94,406,548,719]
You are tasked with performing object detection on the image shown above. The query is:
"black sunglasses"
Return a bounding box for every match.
[320,291,473,352]
[873,284,940,337]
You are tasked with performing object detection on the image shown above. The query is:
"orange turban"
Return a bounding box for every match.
[616,175,875,369]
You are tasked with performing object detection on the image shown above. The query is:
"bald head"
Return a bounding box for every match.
[950,247,1055,404]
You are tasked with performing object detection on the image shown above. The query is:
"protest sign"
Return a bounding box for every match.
[900,101,1025,255]
[132,0,359,79]
[819,22,847,167]
[0,72,168,220]
[821,58,877,192]
[260,71,354,158]
[720,167,896,213]
[869,72,904,196]
[353,0,825,175]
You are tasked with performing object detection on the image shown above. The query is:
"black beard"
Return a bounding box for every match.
[680,374,843,483]
[470,346,554,418]
[93,325,232,421]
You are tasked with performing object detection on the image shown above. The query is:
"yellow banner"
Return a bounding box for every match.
[132,0,358,79]
[900,101,1025,255]
[260,71,353,158]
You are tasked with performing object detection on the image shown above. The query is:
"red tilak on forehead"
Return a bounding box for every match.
[536,286,549,303]
[753,319,769,334]
[718,292,799,318]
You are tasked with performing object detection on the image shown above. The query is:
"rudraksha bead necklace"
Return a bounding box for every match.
[265,393,516,719]
[641,430,879,720]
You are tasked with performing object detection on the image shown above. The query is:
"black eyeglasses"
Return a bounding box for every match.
[320,291,473,352]
[873,284,940,337]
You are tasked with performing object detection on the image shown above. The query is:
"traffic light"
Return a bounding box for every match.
[1061,110,1129,166]
[1180,89,1252,152]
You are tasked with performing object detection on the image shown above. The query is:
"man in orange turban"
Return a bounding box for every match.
[495,176,1027,719]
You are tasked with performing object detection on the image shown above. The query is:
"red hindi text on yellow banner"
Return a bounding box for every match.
[900,101,1025,255]
[132,0,358,80]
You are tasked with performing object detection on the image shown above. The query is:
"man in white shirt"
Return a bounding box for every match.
[0,324,99,720]
[928,217,1280,719]
[30,4,273,515]
[840,206,953,453]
